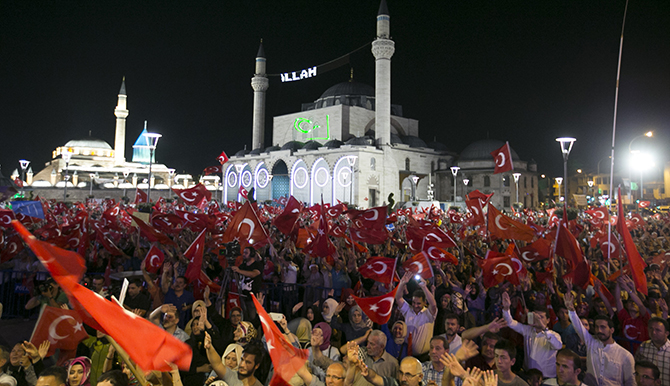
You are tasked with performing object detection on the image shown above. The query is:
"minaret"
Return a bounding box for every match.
[372,0,394,147]
[114,77,128,164]
[251,40,269,151]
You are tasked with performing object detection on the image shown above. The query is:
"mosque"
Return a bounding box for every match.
[222,0,539,210]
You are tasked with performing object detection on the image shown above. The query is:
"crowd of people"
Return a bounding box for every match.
[1,193,670,386]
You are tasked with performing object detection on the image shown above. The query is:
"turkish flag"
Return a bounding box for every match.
[490,141,514,174]
[487,204,534,241]
[1,233,24,263]
[465,198,485,226]
[134,188,148,205]
[555,222,584,271]
[218,151,229,165]
[175,210,212,232]
[184,230,207,284]
[651,251,670,267]
[151,213,183,235]
[519,238,552,263]
[172,183,212,206]
[0,209,16,229]
[252,294,309,386]
[272,196,302,235]
[222,201,269,250]
[616,187,648,295]
[406,222,457,252]
[131,213,176,246]
[305,204,336,257]
[353,286,398,325]
[329,223,347,238]
[238,185,248,200]
[144,245,165,274]
[599,234,621,260]
[467,190,495,207]
[348,207,387,231]
[585,207,609,222]
[203,165,223,176]
[325,203,346,219]
[638,200,651,208]
[96,231,124,256]
[402,252,434,280]
[481,254,520,288]
[424,246,458,264]
[102,204,122,226]
[349,227,388,245]
[227,292,241,316]
[359,257,397,284]
[30,306,89,356]
[629,213,646,229]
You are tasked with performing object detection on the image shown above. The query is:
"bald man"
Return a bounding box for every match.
[297,362,346,386]
[345,342,423,386]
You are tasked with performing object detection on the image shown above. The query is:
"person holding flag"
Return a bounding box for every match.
[394,271,438,360]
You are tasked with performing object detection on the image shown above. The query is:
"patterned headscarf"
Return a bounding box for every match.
[237,321,257,344]
[66,357,92,386]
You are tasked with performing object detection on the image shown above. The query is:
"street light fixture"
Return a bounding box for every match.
[346,156,358,205]
[450,166,460,203]
[122,170,130,198]
[19,159,30,198]
[89,173,95,197]
[512,172,521,204]
[62,150,72,201]
[411,175,419,201]
[587,180,594,204]
[628,131,653,209]
[555,177,563,201]
[556,137,576,206]
[134,131,162,202]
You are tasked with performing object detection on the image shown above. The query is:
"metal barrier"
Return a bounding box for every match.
[0,270,50,319]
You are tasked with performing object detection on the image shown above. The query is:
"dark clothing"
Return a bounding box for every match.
[164,289,195,329]
[238,259,264,298]
[465,354,496,371]
[123,292,152,314]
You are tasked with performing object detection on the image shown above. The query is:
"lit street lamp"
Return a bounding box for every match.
[411,175,419,201]
[556,137,576,206]
[555,177,563,201]
[89,173,95,197]
[513,172,521,204]
[19,159,30,198]
[62,150,72,201]
[628,131,653,208]
[463,178,469,197]
[587,180,594,203]
[450,166,460,203]
[134,131,162,202]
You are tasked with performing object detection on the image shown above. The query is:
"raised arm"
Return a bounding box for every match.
[347,342,384,386]
[420,278,438,317]
[620,275,648,317]
[395,271,412,307]
[564,291,595,347]
[161,262,173,294]
[204,332,227,378]
[461,318,507,341]
[501,292,531,336]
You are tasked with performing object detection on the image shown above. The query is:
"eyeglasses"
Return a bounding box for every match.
[398,372,420,379]
[325,375,345,380]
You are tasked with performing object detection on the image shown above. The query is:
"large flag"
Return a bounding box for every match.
[402,252,434,280]
[359,257,397,284]
[144,245,165,274]
[172,183,212,206]
[353,286,398,325]
[12,220,193,372]
[490,141,514,174]
[11,201,45,219]
[184,229,207,284]
[347,207,387,231]
[305,203,336,257]
[481,254,520,288]
[519,238,552,263]
[221,201,269,250]
[31,306,89,356]
[555,222,584,271]
[252,294,308,386]
[130,213,176,246]
[487,204,534,241]
[0,209,16,229]
[272,196,302,235]
[616,188,648,295]
[464,198,485,226]
[350,227,388,245]
[134,188,148,205]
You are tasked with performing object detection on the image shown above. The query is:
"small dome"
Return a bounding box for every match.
[302,140,322,150]
[264,145,281,153]
[391,133,404,145]
[345,136,375,146]
[459,139,520,161]
[401,135,428,148]
[427,141,450,152]
[249,148,263,155]
[324,140,344,149]
[234,149,248,157]
[64,138,112,149]
[281,141,304,151]
[318,81,375,100]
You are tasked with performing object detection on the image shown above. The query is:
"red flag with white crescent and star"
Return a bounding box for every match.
[359,256,397,284]
[172,183,212,207]
[490,141,514,174]
[218,151,229,165]
[0,209,16,229]
[402,252,434,280]
[221,201,269,250]
[519,238,552,263]
[144,245,165,274]
[487,203,534,241]
[352,286,398,325]
[203,165,223,176]
[30,306,89,356]
[252,294,308,386]
[347,207,387,231]
[616,187,648,295]
[238,185,248,200]
[184,229,207,285]
[134,188,148,205]
[481,254,520,288]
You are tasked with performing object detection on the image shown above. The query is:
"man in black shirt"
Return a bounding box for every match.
[123,278,152,317]
[231,247,263,321]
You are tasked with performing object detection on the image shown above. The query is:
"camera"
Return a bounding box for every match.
[219,240,241,264]
[38,283,53,294]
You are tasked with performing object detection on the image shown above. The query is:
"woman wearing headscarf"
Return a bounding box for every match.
[381,321,408,361]
[338,288,356,323]
[307,322,340,381]
[320,298,339,323]
[66,357,92,386]
[232,321,257,347]
[329,304,371,348]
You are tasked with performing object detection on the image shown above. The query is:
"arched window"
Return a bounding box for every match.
[503,175,510,187]
[405,158,410,170]
[484,176,491,187]
[370,157,376,170]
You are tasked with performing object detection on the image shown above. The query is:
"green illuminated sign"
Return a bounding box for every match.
[293,115,331,141]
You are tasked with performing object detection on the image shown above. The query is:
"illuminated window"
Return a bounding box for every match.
[484,176,490,187]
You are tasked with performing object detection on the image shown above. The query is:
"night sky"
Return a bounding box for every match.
[1,0,669,181]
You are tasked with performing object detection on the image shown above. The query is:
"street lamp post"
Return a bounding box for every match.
[346,156,358,206]
[556,137,576,206]
[555,177,563,202]
[512,172,521,204]
[463,178,469,197]
[134,132,162,202]
[19,159,30,198]
[62,150,72,201]
[89,173,95,197]
[628,131,653,209]
[411,175,419,201]
[587,180,594,204]
[450,166,460,203]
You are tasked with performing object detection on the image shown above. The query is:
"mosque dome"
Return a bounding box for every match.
[302,140,323,150]
[318,81,375,100]
[324,140,344,149]
[64,138,112,149]
[427,141,450,152]
[281,141,304,151]
[345,136,375,146]
[249,148,263,155]
[264,145,281,153]
[391,133,404,145]
[401,135,427,148]
[459,139,520,161]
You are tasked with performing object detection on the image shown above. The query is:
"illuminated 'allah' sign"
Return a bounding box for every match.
[281,67,317,82]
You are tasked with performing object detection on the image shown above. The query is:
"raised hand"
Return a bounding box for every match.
[256,292,265,305]
[462,367,483,386]
[487,317,507,333]
[563,291,575,311]
[335,302,346,315]
[483,370,498,386]
[38,340,50,359]
[22,341,40,362]
[311,331,324,348]
[564,277,573,292]
[501,291,511,310]
[203,285,210,301]
[455,339,479,362]
[204,332,212,349]
[440,353,466,378]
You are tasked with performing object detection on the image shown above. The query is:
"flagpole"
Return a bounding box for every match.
[221,167,225,204]
[107,336,148,386]
[607,0,629,274]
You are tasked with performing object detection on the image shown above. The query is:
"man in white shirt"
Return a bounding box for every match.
[564,291,635,386]
[439,313,463,354]
[501,292,562,378]
[395,272,437,358]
